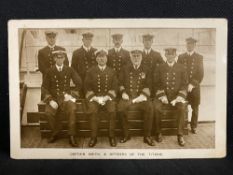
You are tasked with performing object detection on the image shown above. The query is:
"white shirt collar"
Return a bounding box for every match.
[56,64,64,71]
[167,61,175,67]
[187,50,195,56]
[114,47,122,52]
[83,45,91,52]
[48,44,56,49]
[144,48,152,54]
[98,65,106,71]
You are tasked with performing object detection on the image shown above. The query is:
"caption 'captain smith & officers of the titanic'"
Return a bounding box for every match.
[38,30,204,148]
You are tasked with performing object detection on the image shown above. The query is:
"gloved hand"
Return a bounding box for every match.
[170,96,185,106]
[49,100,58,110]
[188,84,194,92]
[132,94,147,103]
[64,93,72,101]
[122,92,129,100]
[159,96,169,104]
[102,95,112,103]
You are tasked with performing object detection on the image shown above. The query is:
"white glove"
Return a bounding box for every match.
[188,84,194,92]
[159,96,169,104]
[122,92,129,100]
[132,94,147,103]
[49,100,58,110]
[90,96,98,102]
[102,95,112,103]
[170,96,185,106]
[97,96,106,106]
[64,93,72,101]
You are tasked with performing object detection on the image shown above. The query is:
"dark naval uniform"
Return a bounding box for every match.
[71,46,97,81]
[177,52,204,129]
[142,50,164,97]
[38,46,69,79]
[118,63,154,138]
[42,65,82,137]
[153,62,188,136]
[107,48,130,77]
[84,65,118,139]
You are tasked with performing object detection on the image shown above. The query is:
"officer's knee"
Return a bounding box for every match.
[87,102,99,113]
[176,102,186,111]
[153,99,163,111]
[106,101,116,113]
[66,101,77,111]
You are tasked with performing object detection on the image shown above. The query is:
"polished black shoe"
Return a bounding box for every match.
[177,135,185,147]
[109,137,117,147]
[88,138,97,147]
[155,133,163,143]
[191,128,197,134]
[120,136,131,143]
[48,135,57,143]
[69,136,78,147]
[143,137,155,146]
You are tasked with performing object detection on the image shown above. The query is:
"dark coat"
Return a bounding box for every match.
[177,52,204,105]
[84,65,118,100]
[38,45,69,78]
[119,63,151,99]
[42,65,82,105]
[107,48,130,77]
[153,62,188,102]
[71,46,97,81]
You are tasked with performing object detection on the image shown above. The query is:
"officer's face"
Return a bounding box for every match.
[96,55,107,66]
[54,55,65,66]
[143,39,153,49]
[46,35,56,46]
[130,53,142,65]
[165,53,176,63]
[113,38,123,48]
[82,38,92,47]
[186,42,196,52]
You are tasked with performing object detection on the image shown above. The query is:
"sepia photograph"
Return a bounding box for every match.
[8,19,227,159]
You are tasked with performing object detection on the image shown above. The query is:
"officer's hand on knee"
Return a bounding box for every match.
[122,92,129,100]
[49,100,58,109]
[159,96,168,104]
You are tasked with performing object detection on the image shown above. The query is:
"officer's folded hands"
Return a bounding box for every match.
[132,94,147,103]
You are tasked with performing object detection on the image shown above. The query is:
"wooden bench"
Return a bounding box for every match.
[27,99,188,138]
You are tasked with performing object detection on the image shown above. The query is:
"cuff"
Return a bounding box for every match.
[156,90,166,98]
[71,90,80,99]
[43,94,53,103]
[141,88,150,98]
[178,90,187,99]
[86,91,95,101]
[107,90,116,99]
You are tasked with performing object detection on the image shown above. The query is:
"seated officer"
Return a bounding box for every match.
[84,49,118,147]
[153,48,188,146]
[42,50,82,147]
[118,49,155,146]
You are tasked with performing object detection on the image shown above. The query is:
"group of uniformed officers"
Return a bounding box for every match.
[38,30,204,148]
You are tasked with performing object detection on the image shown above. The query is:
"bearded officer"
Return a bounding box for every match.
[107,34,130,78]
[42,50,82,147]
[141,34,164,97]
[84,49,118,147]
[177,37,204,134]
[38,30,69,80]
[153,48,188,146]
[118,49,155,146]
[71,32,97,95]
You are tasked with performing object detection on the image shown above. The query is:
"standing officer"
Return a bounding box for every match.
[84,49,118,147]
[153,48,188,146]
[38,30,69,79]
[141,34,164,97]
[177,37,204,134]
[42,50,82,147]
[71,32,97,97]
[118,49,155,146]
[107,34,130,78]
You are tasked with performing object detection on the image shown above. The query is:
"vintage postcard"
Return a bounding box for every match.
[8,19,227,159]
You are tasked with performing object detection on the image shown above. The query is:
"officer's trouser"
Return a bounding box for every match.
[154,99,186,136]
[86,100,116,138]
[118,100,154,137]
[45,100,77,136]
